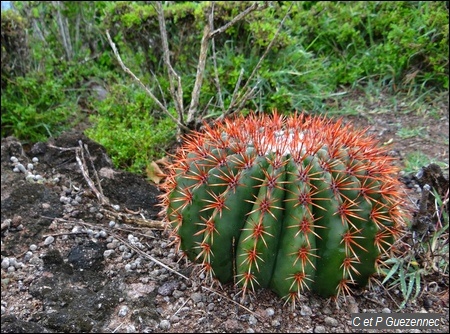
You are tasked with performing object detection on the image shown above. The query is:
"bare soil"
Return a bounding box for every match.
[1,107,449,333]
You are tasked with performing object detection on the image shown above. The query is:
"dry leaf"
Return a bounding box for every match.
[146,161,165,184]
[155,156,171,167]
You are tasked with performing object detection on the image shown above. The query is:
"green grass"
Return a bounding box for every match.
[85,83,178,173]
[402,152,449,175]
[396,126,427,139]
[380,189,449,310]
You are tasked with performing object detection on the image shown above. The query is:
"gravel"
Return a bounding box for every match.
[1,129,449,333]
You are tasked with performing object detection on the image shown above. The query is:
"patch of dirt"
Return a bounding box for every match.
[1,108,449,333]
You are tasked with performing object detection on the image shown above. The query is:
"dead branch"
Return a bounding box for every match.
[81,140,104,198]
[209,2,261,39]
[224,3,294,117]
[186,1,264,128]
[105,30,188,132]
[52,1,73,61]
[107,1,284,133]
[186,24,211,128]
[49,142,165,230]
[209,2,225,113]
[75,141,110,205]
[100,208,165,229]
[154,1,185,123]
[113,232,190,280]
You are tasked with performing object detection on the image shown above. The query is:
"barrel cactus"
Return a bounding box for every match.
[160,111,405,304]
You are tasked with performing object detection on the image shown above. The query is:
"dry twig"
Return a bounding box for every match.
[105,30,187,132]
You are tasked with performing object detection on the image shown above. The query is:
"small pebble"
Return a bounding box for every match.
[43,236,55,245]
[314,325,326,333]
[271,319,280,327]
[122,252,133,260]
[172,290,184,299]
[118,305,129,317]
[109,221,116,228]
[60,196,70,204]
[103,250,115,258]
[10,156,18,163]
[190,292,203,303]
[324,316,338,327]
[159,320,171,330]
[32,157,39,163]
[29,244,38,251]
[1,219,11,229]
[14,262,24,269]
[1,258,10,269]
[23,251,33,262]
[8,258,16,267]
[16,163,27,173]
[106,242,117,250]
[248,315,257,326]
[300,305,312,316]
[71,226,83,233]
[265,307,275,317]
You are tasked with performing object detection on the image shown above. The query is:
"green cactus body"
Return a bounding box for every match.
[160,112,405,304]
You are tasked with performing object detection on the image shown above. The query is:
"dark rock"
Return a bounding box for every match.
[0,315,52,333]
[67,240,105,270]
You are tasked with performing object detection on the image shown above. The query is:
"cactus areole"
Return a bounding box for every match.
[160,111,405,304]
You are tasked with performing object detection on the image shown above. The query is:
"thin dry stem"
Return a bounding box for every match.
[154,1,185,122]
[74,142,110,205]
[80,140,104,197]
[209,2,261,39]
[224,3,293,117]
[105,30,187,132]
[186,24,211,127]
[209,2,225,113]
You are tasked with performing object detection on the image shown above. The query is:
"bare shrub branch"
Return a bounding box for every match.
[209,3,225,113]
[186,24,211,127]
[107,1,289,133]
[209,2,261,39]
[224,3,294,117]
[186,1,264,128]
[154,1,185,123]
[105,30,188,132]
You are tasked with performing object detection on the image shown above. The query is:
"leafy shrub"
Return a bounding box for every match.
[103,1,334,115]
[85,83,177,173]
[1,72,78,142]
[293,1,449,89]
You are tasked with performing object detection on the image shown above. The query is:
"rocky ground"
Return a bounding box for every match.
[1,110,449,333]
